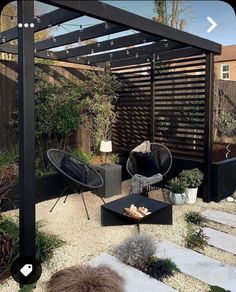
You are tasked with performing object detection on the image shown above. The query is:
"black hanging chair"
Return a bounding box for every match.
[47,149,104,220]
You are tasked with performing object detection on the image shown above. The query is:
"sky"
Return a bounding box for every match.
[37,0,236,48]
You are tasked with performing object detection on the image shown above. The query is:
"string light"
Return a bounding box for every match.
[91,48,94,54]
[2,36,6,43]
[77,36,81,45]
[126,49,129,55]
[135,52,139,58]
[80,25,83,32]
[143,39,146,43]
[47,52,50,57]
[105,22,109,29]
[34,48,37,53]
[164,42,168,48]
[66,49,69,54]
[52,37,56,43]
[110,53,113,58]
[110,40,114,46]
[77,57,80,61]
[156,55,160,60]
[97,42,101,48]
[87,60,91,65]
[36,17,41,23]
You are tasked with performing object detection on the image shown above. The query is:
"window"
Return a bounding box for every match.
[221,64,230,80]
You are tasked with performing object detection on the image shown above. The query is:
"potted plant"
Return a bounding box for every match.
[179,168,203,204]
[167,178,187,205]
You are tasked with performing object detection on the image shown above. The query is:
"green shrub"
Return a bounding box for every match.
[19,284,36,292]
[0,217,64,276]
[185,226,208,250]
[209,286,230,292]
[114,233,156,271]
[179,168,203,188]
[71,148,93,165]
[147,256,180,282]
[167,178,186,194]
[185,211,208,226]
[0,145,19,172]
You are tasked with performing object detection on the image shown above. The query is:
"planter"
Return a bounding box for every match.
[169,192,187,205]
[186,188,198,204]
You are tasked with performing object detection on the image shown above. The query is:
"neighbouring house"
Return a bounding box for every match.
[215,45,236,81]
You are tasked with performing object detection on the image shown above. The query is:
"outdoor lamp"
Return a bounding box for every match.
[100,140,112,164]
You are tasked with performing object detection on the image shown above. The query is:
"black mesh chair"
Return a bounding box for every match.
[47,149,104,220]
[126,142,172,195]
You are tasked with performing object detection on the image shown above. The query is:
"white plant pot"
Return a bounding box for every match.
[186,187,198,204]
[169,192,187,205]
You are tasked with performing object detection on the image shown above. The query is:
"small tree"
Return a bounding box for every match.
[81,71,121,152]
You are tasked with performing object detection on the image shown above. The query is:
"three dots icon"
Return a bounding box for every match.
[18,23,35,28]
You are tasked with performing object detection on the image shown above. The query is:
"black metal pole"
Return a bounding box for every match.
[18,0,35,258]
[150,54,156,142]
[203,52,214,202]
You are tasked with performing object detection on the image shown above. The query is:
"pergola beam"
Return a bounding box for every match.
[35,22,127,52]
[110,47,204,68]
[55,32,162,60]
[81,41,187,65]
[0,8,82,44]
[43,0,221,54]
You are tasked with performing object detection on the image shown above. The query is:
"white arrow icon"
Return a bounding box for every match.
[207,16,217,33]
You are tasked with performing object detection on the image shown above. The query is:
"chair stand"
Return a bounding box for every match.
[50,186,67,212]
[80,192,90,220]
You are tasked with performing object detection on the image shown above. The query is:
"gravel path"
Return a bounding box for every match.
[1,180,235,292]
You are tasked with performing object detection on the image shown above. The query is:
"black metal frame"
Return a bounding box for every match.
[0,0,221,259]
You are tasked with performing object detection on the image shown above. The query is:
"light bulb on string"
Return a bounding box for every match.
[105,22,109,29]
[164,42,168,48]
[97,42,101,48]
[52,37,56,43]
[77,57,80,61]
[34,48,37,54]
[80,25,83,32]
[2,36,6,43]
[110,53,113,58]
[126,49,129,55]
[88,60,91,65]
[135,52,139,58]
[110,40,114,46]
[66,49,69,54]
[91,48,94,54]
[36,17,41,23]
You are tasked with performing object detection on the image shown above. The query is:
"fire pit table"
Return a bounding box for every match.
[101,194,172,232]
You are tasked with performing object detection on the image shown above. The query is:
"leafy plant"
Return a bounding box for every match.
[71,148,93,165]
[147,256,180,282]
[185,211,208,226]
[0,217,64,277]
[114,233,156,271]
[0,145,18,172]
[0,232,13,276]
[19,284,36,292]
[81,71,121,152]
[209,285,230,292]
[179,168,203,188]
[167,178,186,194]
[185,226,208,250]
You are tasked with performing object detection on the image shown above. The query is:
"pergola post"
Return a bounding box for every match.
[17,0,35,258]
[203,52,214,202]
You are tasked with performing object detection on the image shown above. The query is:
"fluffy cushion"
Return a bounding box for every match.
[46,264,125,292]
[61,156,87,183]
[132,151,160,177]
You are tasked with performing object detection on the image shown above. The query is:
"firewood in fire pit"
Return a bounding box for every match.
[123,204,151,219]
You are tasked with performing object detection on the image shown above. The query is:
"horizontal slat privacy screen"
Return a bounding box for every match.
[112,63,152,151]
[112,54,207,160]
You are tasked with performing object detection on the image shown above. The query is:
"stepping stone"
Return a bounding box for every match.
[155,240,236,292]
[89,252,176,292]
[201,209,236,228]
[203,227,236,255]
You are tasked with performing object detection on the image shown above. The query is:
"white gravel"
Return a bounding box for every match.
[1,180,235,292]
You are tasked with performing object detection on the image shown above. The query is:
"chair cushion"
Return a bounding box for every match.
[132,151,160,177]
[61,156,87,183]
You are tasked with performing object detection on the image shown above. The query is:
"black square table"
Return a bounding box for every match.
[93,164,122,198]
[101,194,172,231]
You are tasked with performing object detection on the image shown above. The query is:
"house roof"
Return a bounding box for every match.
[215,45,236,62]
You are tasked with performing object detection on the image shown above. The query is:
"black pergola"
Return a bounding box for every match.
[0,0,221,260]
